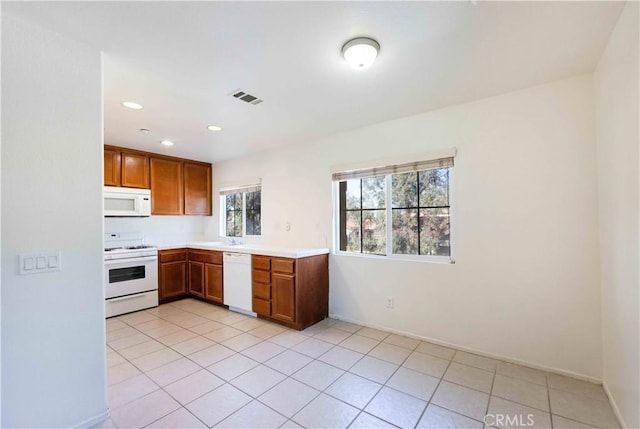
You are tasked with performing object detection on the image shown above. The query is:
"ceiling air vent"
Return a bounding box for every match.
[230,89,263,105]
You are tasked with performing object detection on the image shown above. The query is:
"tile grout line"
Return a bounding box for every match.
[545,372,558,429]
[118,310,468,426]
[411,352,456,429]
[135,303,263,428]
[483,360,497,428]
[108,301,612,429]
[349,338,422,428]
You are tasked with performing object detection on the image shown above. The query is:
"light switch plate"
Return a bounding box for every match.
[19,252,62,275]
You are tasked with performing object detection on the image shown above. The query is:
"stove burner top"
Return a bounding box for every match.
[104,245,155,252]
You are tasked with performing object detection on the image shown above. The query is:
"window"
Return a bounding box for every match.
[392,169,450,256]
[339,176,386,254]
[334,156,453,260]
[220,186,261,237]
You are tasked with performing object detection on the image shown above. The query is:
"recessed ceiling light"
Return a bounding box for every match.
[121,101,143,110]
[160,140,174,146]
[207,125,223,132]
[342,37,380,69]
[140,128,150,133]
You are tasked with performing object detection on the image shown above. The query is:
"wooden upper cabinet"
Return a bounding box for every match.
[184,162,212,216]
[150,157,183,215]
[105,145,212,217]
[104,148,121,186]
[121,152,150,189]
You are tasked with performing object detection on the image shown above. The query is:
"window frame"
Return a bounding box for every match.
[333,167,455,264]
[219,187,262,238]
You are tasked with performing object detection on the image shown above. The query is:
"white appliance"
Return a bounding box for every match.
[104,186,151,217]
[223,252,255,316]
[104,232,158,317]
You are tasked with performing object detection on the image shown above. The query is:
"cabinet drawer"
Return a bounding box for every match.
[272,258,295,274]
[188,250,222,264]
[252,282,271,300]
[252,298,271,316]
[252,255,271,271]
[252,269,270,285]
[159,249,187,263]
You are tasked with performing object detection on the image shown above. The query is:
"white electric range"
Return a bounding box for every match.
[104,232,158,318]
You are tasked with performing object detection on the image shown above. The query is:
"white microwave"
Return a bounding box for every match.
[104,186,151,217]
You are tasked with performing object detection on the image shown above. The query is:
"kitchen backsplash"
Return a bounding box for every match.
[105,216,210,245]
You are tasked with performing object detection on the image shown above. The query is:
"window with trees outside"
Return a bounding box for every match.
[220,185,261,237]
[335,156,453,260]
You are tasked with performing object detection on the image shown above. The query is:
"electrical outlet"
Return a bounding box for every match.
[285,222,291,232]
[385,296,394,308]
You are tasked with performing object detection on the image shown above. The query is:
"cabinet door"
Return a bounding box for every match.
[184,162,212,215]
[205,263,223,304]
[104,148,121,186]
[272,273,295,323]
[188,261,204,298]
[159,261,187,301]
[150,157,183,215]
[121,152,149,188]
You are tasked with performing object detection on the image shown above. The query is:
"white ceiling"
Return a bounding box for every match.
[4,1,624,163]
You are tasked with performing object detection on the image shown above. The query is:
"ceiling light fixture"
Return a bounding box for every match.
[160,140,174,146]
[342,37,380,69]
[121,101,143,110]
[207,125,223,132]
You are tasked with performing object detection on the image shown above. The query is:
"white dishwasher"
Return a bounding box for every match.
[223,252,256,316]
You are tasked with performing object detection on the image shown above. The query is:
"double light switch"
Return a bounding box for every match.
[19,252,61,275]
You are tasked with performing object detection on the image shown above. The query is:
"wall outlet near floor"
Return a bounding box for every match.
[385,296,394,308]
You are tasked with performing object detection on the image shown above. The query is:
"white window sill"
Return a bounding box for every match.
[333,251,455,265]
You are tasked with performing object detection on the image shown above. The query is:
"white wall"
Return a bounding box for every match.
[594,3,639,427]
[105,215,209,246]
[1,14,107,428]
[212,74,603,379]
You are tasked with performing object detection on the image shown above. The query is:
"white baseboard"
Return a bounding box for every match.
[329,312,602,384]
[602,380,627,429]
[71,409,110,429]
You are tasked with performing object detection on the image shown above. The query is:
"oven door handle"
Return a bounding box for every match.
[108,294,147,302]
[105,256,158,266]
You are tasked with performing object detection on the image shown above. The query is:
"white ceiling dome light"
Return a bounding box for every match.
[342,37,380,69]
[160,140,174,146]
[121,101,143,110]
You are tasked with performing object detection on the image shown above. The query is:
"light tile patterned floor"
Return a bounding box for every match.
[98,299,620,429]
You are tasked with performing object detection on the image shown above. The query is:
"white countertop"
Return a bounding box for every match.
[154,241,329,259]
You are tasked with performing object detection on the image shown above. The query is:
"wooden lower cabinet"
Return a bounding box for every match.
[188,261,205,298]
[205,263,223,304]
[160,249,328,330]
[272,272,295,323]
[252,254,328,330]
[188,249,223,305]
[158,249,188,303]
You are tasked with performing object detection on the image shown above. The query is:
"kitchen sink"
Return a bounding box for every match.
[228,244,261,250]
